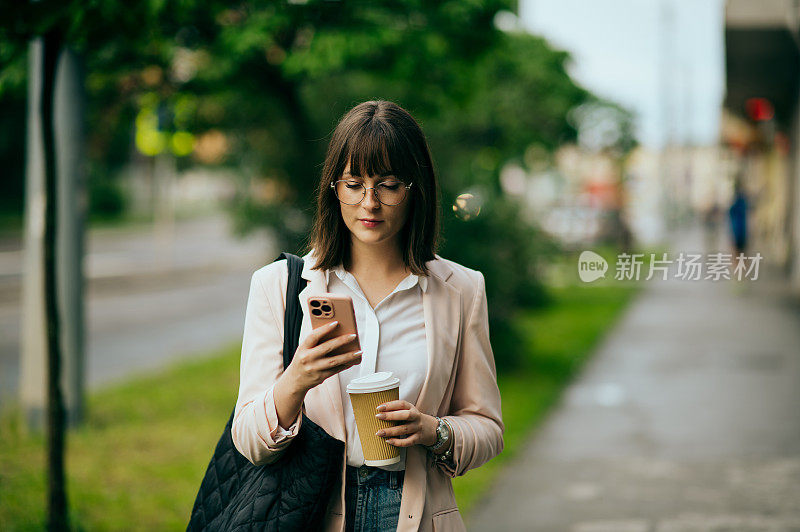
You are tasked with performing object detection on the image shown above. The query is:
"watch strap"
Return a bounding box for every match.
[427,416,453,453]
[438,418,454,460]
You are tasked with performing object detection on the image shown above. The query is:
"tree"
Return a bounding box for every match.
[2,0,635,375]
[41,29,69,531]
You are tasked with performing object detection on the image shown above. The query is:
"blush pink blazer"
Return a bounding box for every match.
[232,250,505,531]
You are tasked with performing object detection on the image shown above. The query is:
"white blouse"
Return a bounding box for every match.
[269,265,429,471]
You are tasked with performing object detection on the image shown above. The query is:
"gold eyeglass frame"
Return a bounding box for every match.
[330,180,413,206]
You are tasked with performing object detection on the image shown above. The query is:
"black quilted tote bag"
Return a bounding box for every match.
[188,253,345,531]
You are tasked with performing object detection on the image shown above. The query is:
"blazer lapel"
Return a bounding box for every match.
[415,256,461,415]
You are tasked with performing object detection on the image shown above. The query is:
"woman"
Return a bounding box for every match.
[232,100,504,531]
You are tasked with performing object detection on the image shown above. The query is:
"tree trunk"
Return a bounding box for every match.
[41,29,69,532]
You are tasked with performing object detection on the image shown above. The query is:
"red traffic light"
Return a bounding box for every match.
[745,98,774,122]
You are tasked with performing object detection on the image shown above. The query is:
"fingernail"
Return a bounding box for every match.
[330,321,339,326]
[376,405,383,412]
[375,413,383,419]
[348,334,357,339]
[375,431,384,437]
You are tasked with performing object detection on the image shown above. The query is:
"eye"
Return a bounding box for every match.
[378,182,401,191]
[344,181,363,189]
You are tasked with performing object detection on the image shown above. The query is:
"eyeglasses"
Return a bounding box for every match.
[331,179,412,206]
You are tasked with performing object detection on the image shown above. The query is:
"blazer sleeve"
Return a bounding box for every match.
[438,270,505,477]
[231,264,303,466]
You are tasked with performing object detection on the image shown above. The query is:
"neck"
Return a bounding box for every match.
[347,237,407,278]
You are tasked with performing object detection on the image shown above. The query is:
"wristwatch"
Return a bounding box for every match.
[425,416,452,455]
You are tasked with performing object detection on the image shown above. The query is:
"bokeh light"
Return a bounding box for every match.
[170,131,195,157]
[452,192,483,221]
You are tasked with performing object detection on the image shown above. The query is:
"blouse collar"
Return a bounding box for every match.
[325,263,428,293]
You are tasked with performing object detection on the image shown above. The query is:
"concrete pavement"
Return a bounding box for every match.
[467,226,800,531]
[0,214,274,303]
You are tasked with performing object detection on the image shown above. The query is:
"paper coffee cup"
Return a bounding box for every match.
[347,372,402,466]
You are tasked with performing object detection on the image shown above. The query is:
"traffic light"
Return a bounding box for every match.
[745,97,774,122]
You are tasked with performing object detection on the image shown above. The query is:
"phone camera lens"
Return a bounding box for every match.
[310,300,321,307]
[311,308,322,316]
[321,304,332,312]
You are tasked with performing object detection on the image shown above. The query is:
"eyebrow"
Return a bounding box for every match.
[343,171,396,178]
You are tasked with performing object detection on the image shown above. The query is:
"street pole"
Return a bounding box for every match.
[21,39,48,433]
[659,0,676,234]
[20,42,86,434]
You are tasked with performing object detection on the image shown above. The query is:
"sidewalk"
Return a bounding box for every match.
[467,226,800,531]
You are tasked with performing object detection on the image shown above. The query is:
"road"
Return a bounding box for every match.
[0,214,276,407]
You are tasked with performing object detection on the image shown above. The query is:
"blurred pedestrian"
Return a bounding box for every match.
[728,178,748,258]
[231,100,504,531]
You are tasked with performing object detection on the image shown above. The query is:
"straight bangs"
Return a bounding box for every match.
[346,120,417,184]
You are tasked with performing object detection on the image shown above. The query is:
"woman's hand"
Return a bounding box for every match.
[285,320,362,395]
[374,400,439,448]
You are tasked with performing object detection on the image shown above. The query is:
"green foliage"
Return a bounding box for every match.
[0,88,25,219]
[88,172,127,220]
[440,195,557,371]
[0,0,636,369]
[568,99,638,154]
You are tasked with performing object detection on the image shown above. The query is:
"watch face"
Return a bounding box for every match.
[428,420,447,450]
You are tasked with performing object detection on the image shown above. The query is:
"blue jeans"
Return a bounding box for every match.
[345,465,405,532]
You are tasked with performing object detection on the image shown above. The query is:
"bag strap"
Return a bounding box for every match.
[275,252,307,370]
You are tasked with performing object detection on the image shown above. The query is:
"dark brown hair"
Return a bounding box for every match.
[305,100,440,275]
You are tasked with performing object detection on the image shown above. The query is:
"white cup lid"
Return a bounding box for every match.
[346,371,400,393]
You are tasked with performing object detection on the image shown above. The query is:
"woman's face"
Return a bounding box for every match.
[337,161,411,251]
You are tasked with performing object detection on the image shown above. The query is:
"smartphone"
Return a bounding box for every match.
[307,294,361,357]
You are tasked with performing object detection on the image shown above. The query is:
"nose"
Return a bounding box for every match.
[362,186,381,209]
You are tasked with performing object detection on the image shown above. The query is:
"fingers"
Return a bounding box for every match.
[319,349,363,377]
[375,408,413,422]
[311,332,358,358]
[376,423,419,447]
[375,400,412,413]
[325,349,363,370]
[385,436,416,447]
[374,403,421,447]
[301,320,340,348]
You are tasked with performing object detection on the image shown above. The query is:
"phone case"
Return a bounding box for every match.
[307,294,361,356]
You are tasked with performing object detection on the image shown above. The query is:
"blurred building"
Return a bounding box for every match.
[724,0,800,295]
[624,144,729,249]
[506,144,632,249]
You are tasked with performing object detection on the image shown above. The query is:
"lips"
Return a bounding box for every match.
[359,219,383,227]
